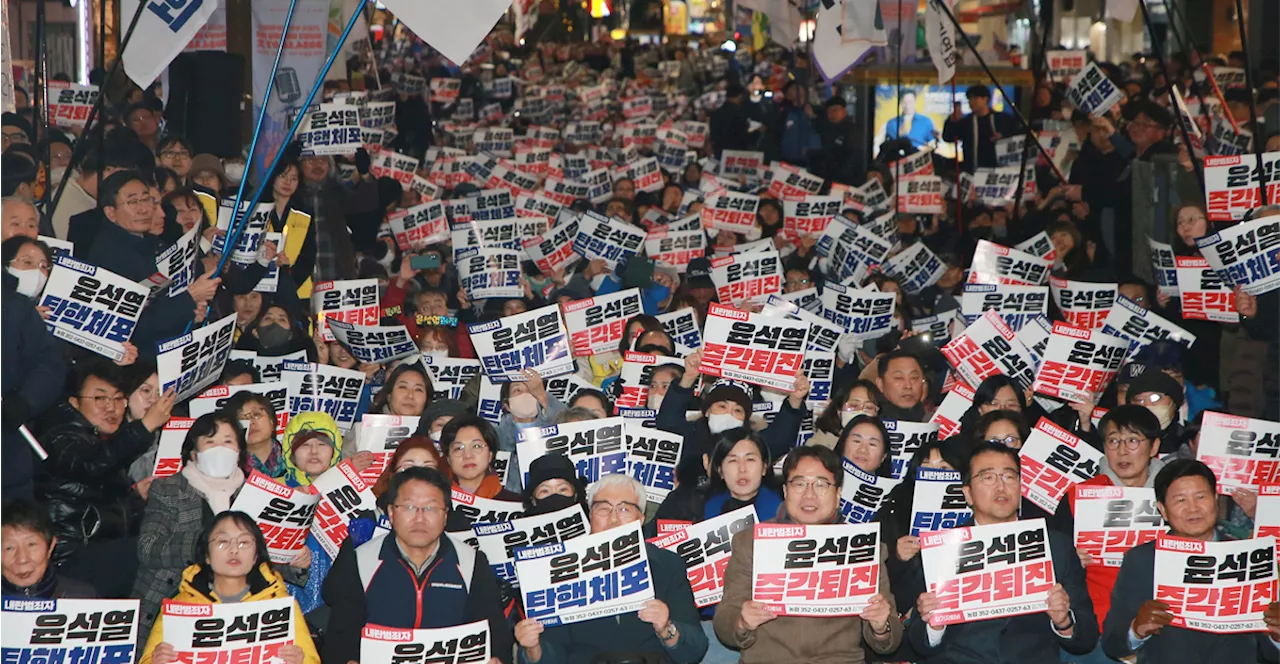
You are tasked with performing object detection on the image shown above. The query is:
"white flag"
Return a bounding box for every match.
[121,0,218,87]
[925,0,957,84]
[380,0,510,66]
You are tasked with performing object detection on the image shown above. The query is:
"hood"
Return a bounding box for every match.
[280,411,345,486]
[174,561,288,603]
[1099,453,1168,488]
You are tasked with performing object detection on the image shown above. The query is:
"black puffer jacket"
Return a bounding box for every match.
[34,401,153,564]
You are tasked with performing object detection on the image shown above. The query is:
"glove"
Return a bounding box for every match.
[2,395,31,429]
[836,332,860,365]
[355,148,372,175]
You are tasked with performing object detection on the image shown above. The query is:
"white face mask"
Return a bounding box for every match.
[508,392,540,419]
[49,166,68,186]
[429,429,442,442]
[706,412,745,434]
[1149,402,1177,430]
[7,267,47,299]
[224,162,246,183]
[196,446,240,479]
[840,410,872,427]
[647,393,664,412]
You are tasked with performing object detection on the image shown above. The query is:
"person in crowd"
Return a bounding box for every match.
[944,85,1018,172]
[121,361,162,483]
[322,467,514,664]
[48,148,128,239]
[1102,459,1280,663]
[497,370,565,491]
[444,414,522,502]
[715,446,902,660]
[808,379,881,449]
[515,473,709,664]
[225,392,287,478]
[298,152,381,282]
[883,89,938,150]
[709,84,752,157]
[139,510,320,664]
[652,428,783,530]
[521,452,588,516]
[812,96,863,185]
[567,389,612,419]
[265,157,317,297]
[156,137,194,180]
[1,498,96,598]
[911,444,1099,660]
[369,363,434,417]
[838,414,895,477]
[371,435,449,499]
[1124,369,1186,455]
[874,349,930,421]
[971,410,1030,450]
[236,303,316,359]
[418,398,468,441]
[2,197,39,242]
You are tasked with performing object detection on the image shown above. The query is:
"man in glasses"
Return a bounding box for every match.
[322,466,514,664]
[515,473,707,664]
[911,445,1098,661]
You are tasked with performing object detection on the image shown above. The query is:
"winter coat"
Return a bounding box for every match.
[2,271,66,501]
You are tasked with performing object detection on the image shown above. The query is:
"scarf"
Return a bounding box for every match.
[456,474,507,499]
[182,464,246,515]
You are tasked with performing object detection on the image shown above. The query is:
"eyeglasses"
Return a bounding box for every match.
[448,441,489,456]
[241,409,270,421]
[985,399,1021,411]
[160,149,191,159]
[786,477,835,496]
[79,394,127,408]
[210,537,255,551]
[1105,436,1149,451]
[986,435,1021,447]
[842,400,877,413]
[590,501,641,518]
[973,470,1020,486]
[1130,393,1168,405]
[120,196,157,210]
[393,503,443,518]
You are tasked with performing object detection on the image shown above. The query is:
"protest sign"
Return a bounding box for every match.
[474,505,588,586]
[766,164,825,199]
[709,249,782,307]
[228,349,307,383]
[616,352,685,409]
[156,313,236,402]
[883,242,946,295]
[38,255,147,361]
[422,355,481,401]
[1255,484,1280,550]
[430,77,461,103]
[782,195,842,237]
[457,248,524,300]
[310,460,378,558]
[897,175,945,214]
[888,148,935,179]
[211,200,273,265]
[961,284,1049,332]
[354,414,419,484]
[156,226,199,297]
[970,168,1023,205]
[839,459,902,524]
[389,200,449,251]
[1100,295,1197,359]
[359,101,396,130]
[297,103,362,156]
[969,240,1052,286]
[1046,50,1087,81]
[656,308,703,356]
[230,471,320,563]
[1196,411,1280,495]
[760,294,843,355]
[563,289,644,357]
[845,178,890,213]
[468,306,574,383]
[1017,315,1055,371]
[46,82,99,127]
[370,151,419,186]
[516,520,654,625]
[930,382,976,440]
[820,282,897,340]
[817,217,893,284]
[644,228,705,269]
[995,135,1027,167]
[1175,256,1239,323]
[1032,322,1128,404]
[1153,535,1277,633]
[751,522,882,616]
[280,360,366,430]
[1,597,139,663]
[515,192,564,226]
[152,417,192,478]
[921,519,1056,625]
[650,505,756,608]
[572,211,646,269]
[720,150,764,182]
[160,596,300,661]
[523,216,581,275]
[1203,152,1280,222]
[1049,278,1117,329]
[327,319,418,364]
[941,310,1038,391]
[516,417,628,486]
[625,423,682,504]
[886,420,941,479]
[1065,62,1123,116]
[1015,231,1057,265]
[1074,485,1167,568]
[189,382,290,436]
[700,303,807,391]
[452,218,525,258]
[360,621,490,664]
[1019,418,1103,512]
[910,468,972,536]
[467,188,517,222]
[312,278,380,342]
[1149,237,1180,297]
[700,191,761,236]
[1196,215,1280,296]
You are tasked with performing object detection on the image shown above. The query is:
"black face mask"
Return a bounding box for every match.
[528,493,578,516]
[257,323,292,349]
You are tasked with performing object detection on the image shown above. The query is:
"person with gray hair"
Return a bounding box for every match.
[513,470,708,664]
[554,406,601,425]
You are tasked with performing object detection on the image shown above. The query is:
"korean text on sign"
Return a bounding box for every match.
[469,304,575,382]
[625,423,682,503]
[751,522,882,616]
[312,278,380,342]
[1154,535,1278,633]
[474,505,588,587]
[1203,152,1280,222]
[515,521,655,626]
[1019,418,1103,512]
[700,303,807,391]
[1196,411,1280,495]
[354,414,419,484]
[650,505,757,607]
[1,597,139,664]
[839,459,902,524]
[910,468,972,536]
[310,461,378,559]
[921,518,1056,625]
[327,319,418,364]
[156,313,237,402]
[563,289,644,356]
[1196,215,1280,296]
[161,596,300,662]
[280,360,366,431]
[229,471,320,563]
[941,310,1038,392]
[516,417,628,487]
[359,621,490,664]
[1031,322,1128,405]
[39,255,147,362]
[1073,485,1167,568]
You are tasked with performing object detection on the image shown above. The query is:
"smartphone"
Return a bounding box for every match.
[410,254,441,270]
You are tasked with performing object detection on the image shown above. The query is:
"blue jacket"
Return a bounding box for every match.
[595,274,671,315]
[779,106,821,166]
[1,273,65,501]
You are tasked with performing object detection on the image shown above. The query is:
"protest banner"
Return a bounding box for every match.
[572,211,646,269]
[1149,237,1180,297]
[930,382,976,440]
[212,200,273,265]
[845,178,889,213]
[1153,535,1277,633]
[700,191,761,236]
[1208,117,1253,157]
[886,420,941,479]
[1065,62,1123,116]
[370,151,419,186]
[457,248,524,300]
[921,519,1056,625]
[817,217,893,284]
[1032,322,1128,404]
[910,468,972,536]
[1049,278,1117,329]
[451,488,524,532]
[1255,484,1280,551]
[942,310,1038,391]
[766,164,825,199]
[38,255,147,361]
[644,228,705,269]
[156,226,199,297]
[312,278,380,342]
[360,621,490,664]
[474,505,588,586]
[656,308,703,356]
[389,200,449,251]
[616,352,685,409]
[430,77,461,103]
[888,148,935,179]
[1196,215,1280,296]
[280,360,366,430]
[1203,152,1280,222]
[516,520,654,625]
[625,423,682,504]
[189,382,290,436]
[1019,418,1103,512]
[1100,295,1197,359]
[820,282,897,340]
[961,284,1049,332]
[1,597,139,663]
[310,460,378,558]
[354,415,419,484]
[230,471,320,563]
[327,319,418,364]
[1015,231,1057,265]
[911,311,960,347]
[883,242,946,295]
[1017,315,1055,371]
[802,350,836,409]
[1074,485,1167,568]
[422,356,482,401]
[46,81,99,127]
[897,175,945,214]
[156,313,237,402]
[452,218,525,259]
[720,150,764,182]
[563,289,644,357]
[228,349,307,383]
[781,195,842,237]
[1175,256,1239,323]
[467,188,517,222]
[359,101,396,129]
[515,192,564,226]
[650,505,756,608]
[1046,50,1087,81]
[523,216,581,275]
[709,249,782,307]
[700,303,807,391]
[474,128,515,156]
[152,417,192,478]
[751,522,882,616]
[297,103,362,156]
[160,596,301,661]
[840,459,902,524]
[1196,411,1280,495]
[516,417,628,486]
[969,240,1052,286]
[468,305,573,381]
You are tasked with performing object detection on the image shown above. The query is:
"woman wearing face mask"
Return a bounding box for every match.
[496,369,566,491]
[132,412,259,644]
[838,415,895,478]
[443,415,522,501]
[522,453,588,517]
[369,364,434,418]
[237,304,317,360]
[225,392,287,478]
[2,235,51,300]
[808,380,882,449]
[265,158,317,298]
[417,399,468,443]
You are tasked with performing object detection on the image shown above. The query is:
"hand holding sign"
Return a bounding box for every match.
[1266,603,1280,641]
[1132,599,1174,638]
[142,388,178,433]
[515,617,545,659]
[737,600,778,631]
[637,599,672,636]
[1047,584,1072,631]
[862,594,892,633]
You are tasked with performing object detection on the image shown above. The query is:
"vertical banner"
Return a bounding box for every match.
[1153,536,1277,633]
[751,522,882,616]
[649,505,757,607]
[160,597,300,661]
[515,521,655,626]
[229,471,321,563]
[250,0,331,179]
[924,0,957,84]
[1,598,140,663]
[1073,485,1167,568]
[1019,418,1103,512]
